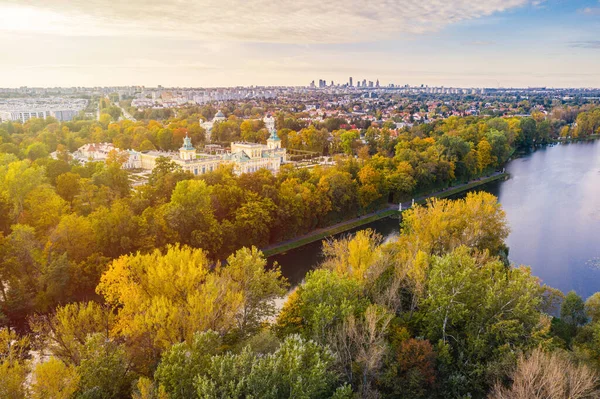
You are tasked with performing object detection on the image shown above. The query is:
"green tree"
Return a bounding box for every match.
[276,269,365,344]
[164,179,221,255]
[225,247,288,335]
[585,292,600,323]
[77,334,135,399]
[422,246,544,396]
[194,335,350,399]
[561,291,587,327]
[154,331,224,399]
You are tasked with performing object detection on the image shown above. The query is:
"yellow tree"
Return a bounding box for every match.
[398,191,509,257]
[0,328,29,399]
[96,244,286,368]
[30,358,79,399]
[30,301,117,366]
[357,165,385,209]
[476,139,495,172]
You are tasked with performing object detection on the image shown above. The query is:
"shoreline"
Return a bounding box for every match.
[262,172,508,257]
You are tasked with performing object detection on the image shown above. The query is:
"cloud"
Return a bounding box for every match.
[0,0,542,43]
[464,40,497,46]
[569,41,600,49]
[579,7,600,15]
[579,1,600,15]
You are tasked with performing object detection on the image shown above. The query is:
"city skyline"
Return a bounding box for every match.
[1,0,600,88]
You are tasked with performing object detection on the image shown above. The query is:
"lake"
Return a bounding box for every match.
[270,140,600,298]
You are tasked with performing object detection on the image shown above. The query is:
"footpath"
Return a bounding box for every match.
[262,171,507,257]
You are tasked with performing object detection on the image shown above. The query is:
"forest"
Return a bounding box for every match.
[1,106,600,398]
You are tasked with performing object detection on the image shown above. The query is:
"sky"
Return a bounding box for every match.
[0,0,599,88]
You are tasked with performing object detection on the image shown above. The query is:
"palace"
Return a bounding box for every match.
[128,114,286,175]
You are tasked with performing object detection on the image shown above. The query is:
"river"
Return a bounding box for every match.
[270,140,600,298]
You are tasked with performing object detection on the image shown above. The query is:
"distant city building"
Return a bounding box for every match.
[0,97,86,122]
[376,79,380,88]
[349,77,353,87]
[362,79,367,87]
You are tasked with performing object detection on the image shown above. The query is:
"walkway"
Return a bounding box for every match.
[262,171,506,256]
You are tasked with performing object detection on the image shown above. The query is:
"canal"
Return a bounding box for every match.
[270,140,600,298]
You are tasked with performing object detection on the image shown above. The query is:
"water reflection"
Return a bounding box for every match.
[270,140,600,298]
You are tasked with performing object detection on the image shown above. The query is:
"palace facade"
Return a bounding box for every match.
[129,114,286,175]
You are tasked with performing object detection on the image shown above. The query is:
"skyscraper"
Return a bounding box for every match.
[349,77,353,87]
[362,79,367,87]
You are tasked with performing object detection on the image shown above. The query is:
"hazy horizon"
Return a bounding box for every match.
[1,0,600,88]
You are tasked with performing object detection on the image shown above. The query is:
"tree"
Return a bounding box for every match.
[89,200,143,258]
[146,157,191,204]
[56,172,82,203]
[25,142,49,161]
[485,130,510,164]
[399,191,509,257]
[517,118,536,149]
[276,269,365,344]
[357,165,385,209]
[164,180,221,255]
[380,337,436,399]
[194,335,351,399]
[0,328,29,399]
[340,130,360,155]
[97,245,285,370]
[334,304,393,397]
[48,214,96,264]
[92,160,130,198]
[20,186,68,237]
[321,229,381,282]
[154,331,223,399]
[477,139,495,172]
[30,301,117,366]
[0,160,46,220]
[561,291,588,328]
[557,291,588,345]
[30,357,80,399]
[77,334,136,399]
[489,348,600,399]
[585,292,600,323]
[0,224,72,323]
[232,196,275,248]
[225,247,288,335]
[422,246,544,396]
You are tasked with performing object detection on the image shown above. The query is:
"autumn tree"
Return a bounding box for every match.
[489,348,600,399]
[97,245,287,370]
[30,357,80,399]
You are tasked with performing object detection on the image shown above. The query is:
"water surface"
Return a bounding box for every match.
[271,140,600,298]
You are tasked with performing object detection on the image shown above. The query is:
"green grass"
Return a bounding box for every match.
[262,209,399,257]
[262,173,508,257]
[428,173,508,201]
